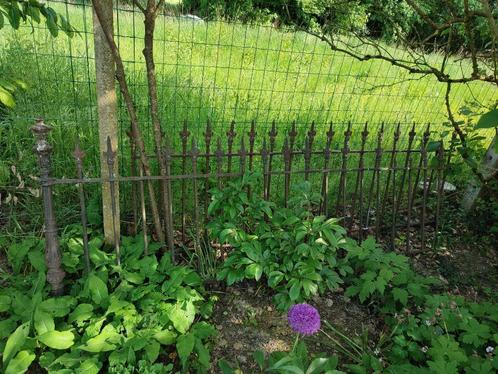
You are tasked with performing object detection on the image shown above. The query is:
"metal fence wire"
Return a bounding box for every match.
[0,0,494,176]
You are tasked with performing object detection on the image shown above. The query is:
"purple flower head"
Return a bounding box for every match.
[287,303,321,335]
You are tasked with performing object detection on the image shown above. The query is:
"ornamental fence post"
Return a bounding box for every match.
[32,119,65,295]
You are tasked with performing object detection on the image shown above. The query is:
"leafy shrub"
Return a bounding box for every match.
[208,173,351,310]
[0,231,217,373]
[343,236,438,314]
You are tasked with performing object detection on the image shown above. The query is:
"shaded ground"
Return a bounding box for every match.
[208,284,381,372]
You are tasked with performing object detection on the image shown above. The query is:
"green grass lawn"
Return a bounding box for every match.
[0,0,495,177]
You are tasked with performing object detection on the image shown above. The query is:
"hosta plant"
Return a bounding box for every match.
[0,230,216,373]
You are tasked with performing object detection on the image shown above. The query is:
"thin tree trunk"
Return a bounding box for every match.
[462,132,498,211]
[92,0,164,243]
[142,0,175,259]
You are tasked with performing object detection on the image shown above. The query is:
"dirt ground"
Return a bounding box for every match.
[208,283,382,372]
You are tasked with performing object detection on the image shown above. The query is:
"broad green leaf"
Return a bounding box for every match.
[3,322,30,365]
[0,295,11,312]
[475,109,498,129]
[34,308,55,335]
[38,330,74,350]
[68,304,94,323]
[87,273,108,305]
[145,341,160,362]
[39,296,76,317]
[192,322,216,339]
[165,301,195,334]
[75,358,101,374]
[153,330,177,345]
[306,358,329,374]
[0,318,17,340]
[5,350,35,374]
[176,333,195,366]
[289,282,301,301]
[80,324,121,352]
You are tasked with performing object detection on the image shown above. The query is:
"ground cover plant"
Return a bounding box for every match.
[207,173,498,373]
[1,173,497,373]
[0,228,217,373]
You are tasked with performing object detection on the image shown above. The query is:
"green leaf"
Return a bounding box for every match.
[475,109,498,129]
[4,350,35,374]
[39,296,75,317]
[38,330,75,350]
[0,295,11,312]
[392,288,409,305]
[153,330,177,345]
[75,358,101,374]
[0,87,15,108]
[80,324,121,352]
[68,304,94,323]
[289,282,301,301]
[3,322,30,366]
[165,301,195,334]
[177,333,195,366]
[34,308,55,335]
[87,273,108,305]
[145,341,160,362]
[306,358,329,374]
[253,350,265,369]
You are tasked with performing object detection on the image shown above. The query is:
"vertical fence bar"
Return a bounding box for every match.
[283,137,291,207]
[262,139,269,200]
[305,122,316,182]
[180,121,190,242]
[351,123,369,239]
[321,123,335,216]
[32,119,65,295]
[336,122,352,219]
[215,138,223,190]
[204,120,213,221]
[104,136,120,265]
[164,139,175,261]
[248,120,256,196]
[288,122,297,179]
[394,124,416,226]
[266,121,277,201]
[139,164,149,256]
[390,124,401,248]
[226,120,236,174]
[368,123,384,238]
[191,139,201,247]
[406,134,415,253]
[129,130,138,236]
[378,124,400,238]
[73,138,90,273]
[433,143,445,249]
[420,125,431,252]
[239,137,247,176]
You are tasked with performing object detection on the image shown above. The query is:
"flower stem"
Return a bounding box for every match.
[292,334,300,354]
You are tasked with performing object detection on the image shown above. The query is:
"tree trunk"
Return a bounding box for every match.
[92,1,120,245]
[461,132,498,211]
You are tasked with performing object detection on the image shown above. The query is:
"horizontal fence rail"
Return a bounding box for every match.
[32,118,453,280]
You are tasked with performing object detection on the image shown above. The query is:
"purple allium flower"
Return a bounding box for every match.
[287,303,321,335]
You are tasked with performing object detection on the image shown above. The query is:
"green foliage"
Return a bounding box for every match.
[343,236,437,313]
[219,341,344,373]
[0,0,75,108]
[0,231,216,373]
[208,173,351,310]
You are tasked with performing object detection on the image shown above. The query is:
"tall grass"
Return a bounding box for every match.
[0,1,494,237]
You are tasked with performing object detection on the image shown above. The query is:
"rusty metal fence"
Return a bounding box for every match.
[32,118,453,279]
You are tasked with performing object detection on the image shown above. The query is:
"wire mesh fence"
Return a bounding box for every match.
[0,1,495,173]
[0,0,491,246]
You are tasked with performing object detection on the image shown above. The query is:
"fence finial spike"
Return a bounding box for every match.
[73,135,86,160]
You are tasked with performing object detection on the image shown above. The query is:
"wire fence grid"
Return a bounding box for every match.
[0,0,494,178]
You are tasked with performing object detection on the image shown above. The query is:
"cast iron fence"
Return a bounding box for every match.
[32,117,454,284]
